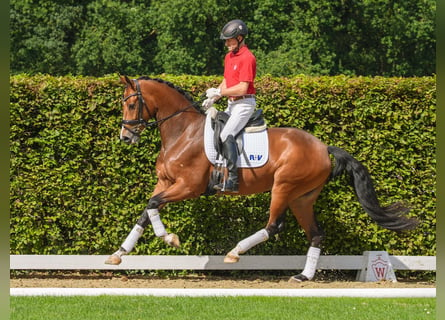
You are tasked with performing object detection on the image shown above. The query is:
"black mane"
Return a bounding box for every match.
[137,76,204,114]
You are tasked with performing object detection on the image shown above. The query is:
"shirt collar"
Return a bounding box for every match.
[231,45,248,56]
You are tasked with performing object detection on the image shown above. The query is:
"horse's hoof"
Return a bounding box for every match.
[224,252,240,263]
[164,233,180,248]
[288,274,310,283]
[105,254,122,265]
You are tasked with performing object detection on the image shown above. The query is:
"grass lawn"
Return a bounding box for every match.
[10,296,435,320]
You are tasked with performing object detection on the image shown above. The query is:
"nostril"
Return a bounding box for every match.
[121,136,131,144]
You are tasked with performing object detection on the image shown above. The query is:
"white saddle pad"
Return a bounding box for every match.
[204,111,269,168]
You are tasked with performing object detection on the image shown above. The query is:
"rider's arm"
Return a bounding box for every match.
[219,81,250,97]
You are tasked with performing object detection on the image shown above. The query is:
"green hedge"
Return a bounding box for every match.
[10,74,436,257]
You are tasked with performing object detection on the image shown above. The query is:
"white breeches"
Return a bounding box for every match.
[220,98,256,143]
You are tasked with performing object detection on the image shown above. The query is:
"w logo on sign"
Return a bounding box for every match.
[357,251,397,282]
[371,255,389,280]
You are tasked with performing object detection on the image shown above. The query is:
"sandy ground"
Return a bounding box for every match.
[10,272,435,289]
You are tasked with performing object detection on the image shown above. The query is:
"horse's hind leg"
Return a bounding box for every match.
[224,192,289,263]
[288,188,325,282]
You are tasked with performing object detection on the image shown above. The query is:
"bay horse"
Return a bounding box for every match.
[105,75,418,282]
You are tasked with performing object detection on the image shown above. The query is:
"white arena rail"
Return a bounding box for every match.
[10,287,437,298]
[10,254,436,271]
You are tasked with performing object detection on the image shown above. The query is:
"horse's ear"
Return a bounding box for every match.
[119,74,127,85]
[119,75,135,90]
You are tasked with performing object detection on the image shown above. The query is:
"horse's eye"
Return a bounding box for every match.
[128,103,135,110]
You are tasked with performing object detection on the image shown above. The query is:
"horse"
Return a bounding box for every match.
[105,75,418,282]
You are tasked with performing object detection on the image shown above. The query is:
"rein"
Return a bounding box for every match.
[121,79,199,136]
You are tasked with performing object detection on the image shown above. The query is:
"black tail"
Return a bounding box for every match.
[327,146,419,232]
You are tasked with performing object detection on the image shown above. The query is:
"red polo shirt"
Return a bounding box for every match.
[223,45,256,94]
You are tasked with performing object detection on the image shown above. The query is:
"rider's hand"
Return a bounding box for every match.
[206,88,221,100]
[202,98,215,110]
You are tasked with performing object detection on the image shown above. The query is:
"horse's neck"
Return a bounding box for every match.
[159,113,205,151]
[154,94,204,149]
[144,80,204,150]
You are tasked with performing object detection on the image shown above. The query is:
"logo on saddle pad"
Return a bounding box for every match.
[204,108,269,168]
[249,154,263,161]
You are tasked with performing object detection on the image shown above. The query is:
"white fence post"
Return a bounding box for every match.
[356,251,397,282]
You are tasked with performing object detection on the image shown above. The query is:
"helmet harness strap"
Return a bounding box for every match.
[233,35,244,54]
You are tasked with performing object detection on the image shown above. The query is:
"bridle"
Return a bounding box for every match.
[121,79,198,137]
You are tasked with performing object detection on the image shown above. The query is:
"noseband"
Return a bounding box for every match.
[121,79,197,137]
[121,79,151,136]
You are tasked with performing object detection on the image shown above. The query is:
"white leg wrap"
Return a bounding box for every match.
[236,229,269,254]
[121,224,144,253]
[301,246,321,280]
[147,209,168,237]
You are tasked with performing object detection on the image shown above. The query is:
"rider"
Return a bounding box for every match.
[203,19,257,193]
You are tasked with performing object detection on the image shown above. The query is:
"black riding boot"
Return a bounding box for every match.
[214,135,239,192]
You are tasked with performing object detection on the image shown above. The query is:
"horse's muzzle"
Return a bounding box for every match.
[121,135,139,144]
[120,126,140,144]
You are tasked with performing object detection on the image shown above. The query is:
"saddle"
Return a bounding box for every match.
[203,108,268,195]
[209,108,267,155]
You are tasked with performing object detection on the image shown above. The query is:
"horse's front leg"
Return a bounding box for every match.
[105,195,179,265]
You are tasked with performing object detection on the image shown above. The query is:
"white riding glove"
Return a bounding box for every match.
[202,88,222,110]
[206,87,221,100]
[202,98,214,110]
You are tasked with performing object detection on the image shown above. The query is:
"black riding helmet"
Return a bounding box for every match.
[220,19,248,40]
